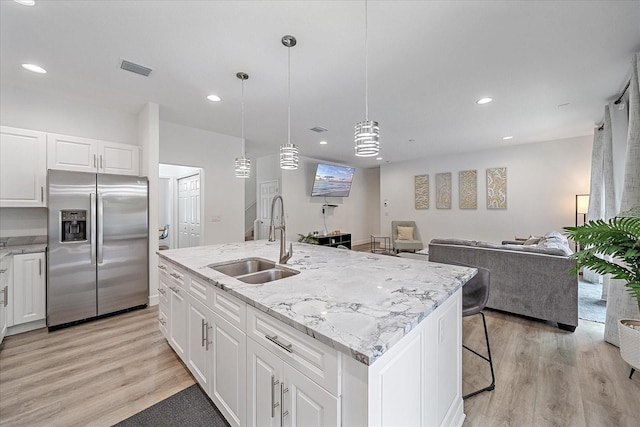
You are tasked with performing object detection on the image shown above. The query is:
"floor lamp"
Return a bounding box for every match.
[575,194,589,251]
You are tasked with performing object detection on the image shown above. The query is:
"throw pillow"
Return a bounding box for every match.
[397,226,414,240]
[523,236,541,245]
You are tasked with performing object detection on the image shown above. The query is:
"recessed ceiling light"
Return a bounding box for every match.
[476,97,493,105]
[376,157,383,160]
[14,0,35,6]
[21,63,46,74]
[319,140,328,145]
[502,136,513,140]
[206,94,221,102]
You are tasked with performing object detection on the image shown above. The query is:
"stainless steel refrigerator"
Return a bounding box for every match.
[47,170,148,328]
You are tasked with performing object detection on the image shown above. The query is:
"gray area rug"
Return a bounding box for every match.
[578,280,606,323]
[113,385,229,427]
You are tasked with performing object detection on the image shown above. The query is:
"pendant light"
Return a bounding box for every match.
[235,72,251,178]
[280,35,299,170]
[354,0,379,157]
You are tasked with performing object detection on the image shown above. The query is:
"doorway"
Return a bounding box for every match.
[258,180,279,240]
[158,164,204,249]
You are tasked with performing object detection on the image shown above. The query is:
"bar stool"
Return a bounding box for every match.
[460,266,495,399]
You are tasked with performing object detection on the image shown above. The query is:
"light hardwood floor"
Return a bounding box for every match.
[1,301,639,426]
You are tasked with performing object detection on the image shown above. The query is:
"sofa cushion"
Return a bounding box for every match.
[538,231,573,256]
[397,226,414,240]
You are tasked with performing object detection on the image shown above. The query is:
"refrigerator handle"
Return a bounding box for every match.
[90,193,97,265]
[97,193,104,264]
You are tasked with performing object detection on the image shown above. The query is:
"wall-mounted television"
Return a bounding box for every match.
[311,163,355,197]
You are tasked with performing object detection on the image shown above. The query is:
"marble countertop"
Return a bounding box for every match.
[158,240,476,365]
[0,243,47,262]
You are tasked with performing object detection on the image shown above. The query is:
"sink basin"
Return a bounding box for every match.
[209,258,275,276]
[236,267,300,284]
[208,257,299,284]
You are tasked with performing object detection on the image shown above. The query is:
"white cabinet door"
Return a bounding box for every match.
[210,311,246,427]
[12,253,46,325]
[0,126,47,207]
[47,133,99,173]
[0,258,10,343]
[47,133,140,176]
[100,141,140,176]
[169,283,188,362]
[247,338,284,427]
[283,363,339,427]
[188,297,212,393]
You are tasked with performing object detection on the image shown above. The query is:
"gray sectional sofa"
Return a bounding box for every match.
[428,238,578,331]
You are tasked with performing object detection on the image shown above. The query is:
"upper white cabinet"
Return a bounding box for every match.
[47,133,140,176]
[0,126,47,207]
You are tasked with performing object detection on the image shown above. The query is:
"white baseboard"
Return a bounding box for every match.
[7,319,46,336]
[148,294,159,306]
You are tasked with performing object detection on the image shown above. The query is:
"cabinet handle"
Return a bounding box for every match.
[169,286,179,293]
[271,375,280,418]
[201,318,206,347]
[158,288,166,295]
[41,186,44,203]
[205,323,212,351]
[170,272,181,279]
[158,318,166,326]
[100,155,104,169]
[280,382,289,426]
[158,264,167,270]
[1,285,7,307]
[39,258,42,276]
[265,334,293,353]
[94,154,97,168]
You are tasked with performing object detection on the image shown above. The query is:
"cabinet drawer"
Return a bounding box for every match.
[210,286,246,331]
[158,305,168,338]
[188,275,210,306]
[159,260,186,288]
[247,306,340,395]
[158,279,169,307]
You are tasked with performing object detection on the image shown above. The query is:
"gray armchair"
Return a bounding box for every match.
[391,221,424,253]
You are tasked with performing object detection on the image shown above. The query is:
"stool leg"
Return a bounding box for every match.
[631,368,635,380]
[462,311,496,399]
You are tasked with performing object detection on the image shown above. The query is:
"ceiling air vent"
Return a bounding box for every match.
[120,59,152,77]
[310,126,328,133]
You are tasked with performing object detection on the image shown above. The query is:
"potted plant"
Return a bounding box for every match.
[297,232,319,245]
[564,206,640,379]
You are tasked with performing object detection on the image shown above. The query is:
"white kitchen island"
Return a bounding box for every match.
[157,240,476,427]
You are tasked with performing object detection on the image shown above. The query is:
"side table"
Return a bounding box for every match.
[371,235,391,254]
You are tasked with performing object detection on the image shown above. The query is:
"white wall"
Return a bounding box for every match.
[380,135,592,245]
[258,155,380,246]
[159,121,244,245]
[0,85,138,144]
[0,208,47,238]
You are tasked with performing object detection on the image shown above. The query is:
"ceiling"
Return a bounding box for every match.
[1,1,639,169]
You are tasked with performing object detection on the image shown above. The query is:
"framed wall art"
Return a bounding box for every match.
[459,170,477,209]
[436,172,452,209]
[414,174,429,209]
[486,167,507,209]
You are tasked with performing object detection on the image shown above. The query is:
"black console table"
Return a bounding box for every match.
[316,233,351,249]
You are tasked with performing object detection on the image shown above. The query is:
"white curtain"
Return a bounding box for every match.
[587,106,616,221]
[619,52,640,212]
[604,52,640,346]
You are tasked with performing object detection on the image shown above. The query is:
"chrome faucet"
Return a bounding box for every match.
[268,195,293,264]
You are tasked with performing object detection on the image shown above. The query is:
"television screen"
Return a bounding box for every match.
[311,163,355,197]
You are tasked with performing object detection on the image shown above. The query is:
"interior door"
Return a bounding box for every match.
[259,180,279,240]
[178,173,201,248]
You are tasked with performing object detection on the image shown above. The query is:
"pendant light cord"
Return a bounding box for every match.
[365,0,369,121]
[241,78,245,157]
[288,45,292,145]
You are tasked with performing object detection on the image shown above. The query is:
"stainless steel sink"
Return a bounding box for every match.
[235,267,300,284]
[209,258,275,276]
[208,257,299,284]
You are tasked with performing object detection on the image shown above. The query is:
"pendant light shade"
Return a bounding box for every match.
[280,35,299,170]
[235,72,251,179]
[354,120,379,157]
[354,0,379,157]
